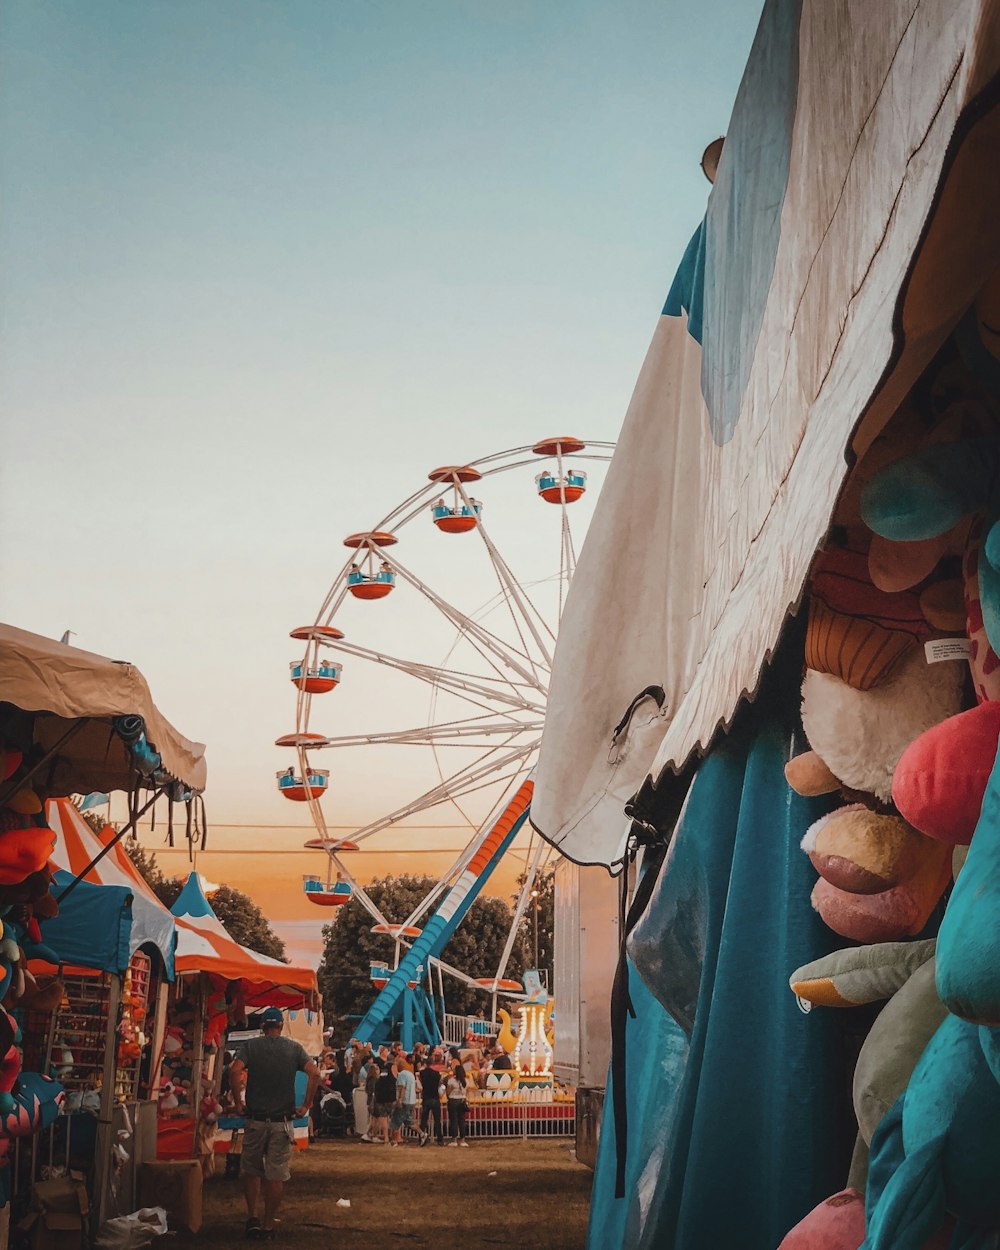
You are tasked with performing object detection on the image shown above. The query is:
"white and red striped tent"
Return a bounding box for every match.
[170,872,318,1009]
[44,797,176,975]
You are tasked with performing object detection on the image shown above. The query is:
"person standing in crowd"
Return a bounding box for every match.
[417,1055,444,1146]
[363,1053,380,1141]
[230,1007,320,1241]
[351,1041,371,1141]
[446,1061,469,1148]
[371,1060,396,1145]
[390,1056,418,1144]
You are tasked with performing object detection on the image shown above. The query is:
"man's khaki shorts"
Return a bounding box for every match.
[240,1120,295,1182]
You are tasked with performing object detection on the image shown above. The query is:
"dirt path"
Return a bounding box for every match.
[201,1137,592,1249]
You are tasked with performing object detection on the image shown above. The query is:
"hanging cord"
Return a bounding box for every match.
[167,796,174,848]
[611,686,665,745]
[198,795,208,850]
[610,771,692,1200]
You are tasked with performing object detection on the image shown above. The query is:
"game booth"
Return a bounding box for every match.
[155,873,320,1171]
[0,623,206,1240]
[528,5,1000,1249]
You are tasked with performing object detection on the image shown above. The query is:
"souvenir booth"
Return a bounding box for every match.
[156,873,319,1169]
[0,623,206,1238]
[528,5,1000,1249]
[32,799,177,1227]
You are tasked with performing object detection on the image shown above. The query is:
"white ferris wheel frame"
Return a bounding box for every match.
[288,440,614,998]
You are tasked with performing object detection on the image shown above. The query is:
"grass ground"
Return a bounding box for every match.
[201,1136,593,1249]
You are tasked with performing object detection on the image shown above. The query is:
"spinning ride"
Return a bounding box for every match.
[280,437,613,1042]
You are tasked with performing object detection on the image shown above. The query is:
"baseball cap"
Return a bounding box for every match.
[260,1007,283,1025]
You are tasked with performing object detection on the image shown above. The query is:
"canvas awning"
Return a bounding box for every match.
[39,798,176,976]
[0,622,207,796]
[171,873,318,1009]
[532,0,1000,868]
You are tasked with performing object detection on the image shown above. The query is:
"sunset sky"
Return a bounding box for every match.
[2,1,760,964]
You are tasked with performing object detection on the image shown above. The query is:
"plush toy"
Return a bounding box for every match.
[0,812,55,884]
[778,1189,953,1250]
[0,746,22,783]
[0,1071,63,1139]
[859,407,1000,1025]
[862,1014,1000,1249]
[52,1041,74,1082]
[0,1011,22,1115]
[936,750,1000,1024]
[783,942,950,1249]
[158,1080,179,1111]
[199,1092,222,1124]
[163,1027,184,1055]
[892,701,1000,845]
[788,635,961,942]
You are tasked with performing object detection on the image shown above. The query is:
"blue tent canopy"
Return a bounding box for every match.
[42,870,176,979]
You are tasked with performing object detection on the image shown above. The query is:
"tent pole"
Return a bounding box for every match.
[94,972,123,1229]
[56,786,167,903]
[190,976,206,1161]
[0,721,85,808]
[145,980,169,1100]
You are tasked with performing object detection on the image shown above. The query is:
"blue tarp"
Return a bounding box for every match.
[42,869,175,978]
[588,636,849,1249]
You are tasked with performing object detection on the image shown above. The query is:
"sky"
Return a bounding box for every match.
[1,0,762,961]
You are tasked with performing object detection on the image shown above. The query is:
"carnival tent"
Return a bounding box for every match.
[532,0,1000,869]
[0,623,207,797]
[40,799,176,977]
[171,873,318,1008]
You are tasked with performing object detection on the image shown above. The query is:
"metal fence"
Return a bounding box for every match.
[437,1093,575,1139]
[443,1014,498,1046]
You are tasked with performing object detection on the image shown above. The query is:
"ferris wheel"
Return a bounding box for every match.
[276,437,613,1025]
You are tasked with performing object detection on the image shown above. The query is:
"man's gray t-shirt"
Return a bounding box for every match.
[236,1036,310,1119]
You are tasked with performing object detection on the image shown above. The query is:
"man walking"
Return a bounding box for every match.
[230,1007,320,1241]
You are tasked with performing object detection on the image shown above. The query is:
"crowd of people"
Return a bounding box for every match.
[311,1037,517,1147]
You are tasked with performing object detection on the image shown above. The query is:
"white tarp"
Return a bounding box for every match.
[0,622,207,794]
[533,0,1000,868]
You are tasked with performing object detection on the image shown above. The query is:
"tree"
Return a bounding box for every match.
[318,874,529,1025]
[513,868,554,989]
[207,884,287,962]
[120,838,286,961]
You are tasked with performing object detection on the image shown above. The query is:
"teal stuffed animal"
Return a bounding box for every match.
[861,437,1000,1024]
[863,1014,1000,1249]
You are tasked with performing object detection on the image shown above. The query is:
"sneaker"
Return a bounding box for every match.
[245,1218,262,1240]
[359,1133,373,1143]
[419,1132,429,1147]
[459,1141,470,1148]
[447,1140,459,1147]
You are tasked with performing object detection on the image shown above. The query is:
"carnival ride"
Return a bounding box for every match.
[279,438,613,1048]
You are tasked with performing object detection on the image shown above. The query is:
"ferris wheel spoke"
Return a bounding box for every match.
[347,742,538,843]
[454,481,557,664]
[319,718,544,750]
[379,554,547,692]
[326,640,545,714]
[327,852,391,928]
[491,837,546,990]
